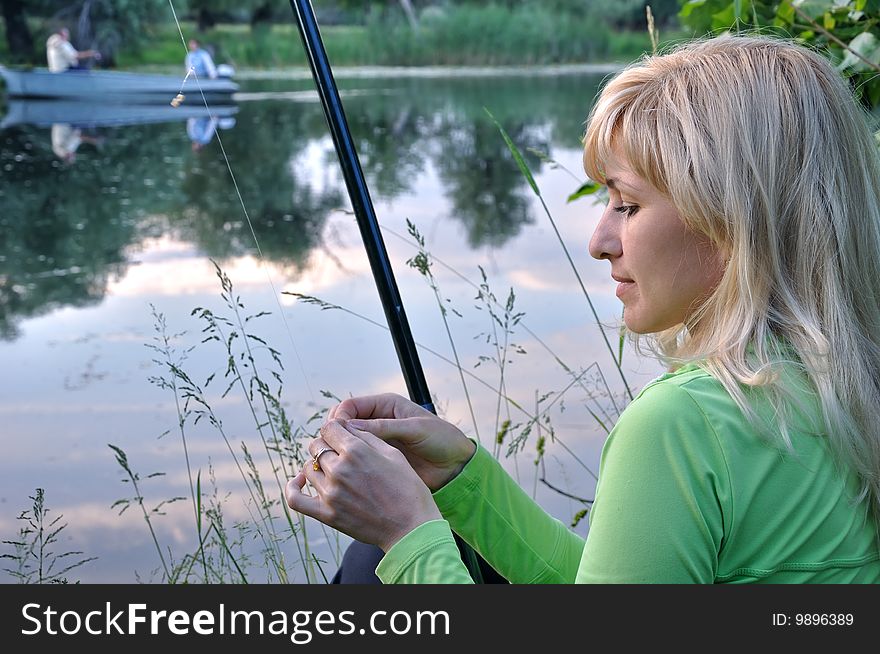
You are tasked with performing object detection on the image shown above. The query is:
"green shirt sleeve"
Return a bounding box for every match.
[377,442,585,584]
[577,379,730,583]
[375,519,474,584]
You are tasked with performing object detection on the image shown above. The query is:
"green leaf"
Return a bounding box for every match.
[838,31,880,72]
[711,3,741,30]
[679,0,709,19]
[567,181,602,203]
[776,0,795,23]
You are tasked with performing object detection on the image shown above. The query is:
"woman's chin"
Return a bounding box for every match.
[622,310,675,335]
[621,318,645,334]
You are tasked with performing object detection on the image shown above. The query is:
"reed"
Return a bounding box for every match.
[115,271,340,583]
[0,488,97,584]
[406,219,482,444]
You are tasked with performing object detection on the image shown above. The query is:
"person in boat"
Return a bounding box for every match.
[285,34,880,584]
[185,38,218,80]
[46,27,100,72]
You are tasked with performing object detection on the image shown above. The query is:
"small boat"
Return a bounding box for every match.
[0,98,239,130]
[0,65,238,100]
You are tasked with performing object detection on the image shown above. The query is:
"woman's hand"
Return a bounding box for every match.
[285,419,442,552]
[329,393,476,491]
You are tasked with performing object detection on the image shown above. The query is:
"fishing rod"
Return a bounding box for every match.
[287,0,486,584]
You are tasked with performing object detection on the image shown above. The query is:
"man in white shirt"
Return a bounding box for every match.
[46,27,100,72]
[185,38,218,79]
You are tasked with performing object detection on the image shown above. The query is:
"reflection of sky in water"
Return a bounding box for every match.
[0,88,665,583]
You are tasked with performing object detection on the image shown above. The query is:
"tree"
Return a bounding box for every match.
[398,0,419,29]
[330,0,427,27]
[678,0,880,109]
[0,0,167,66]
[0,0,34,62]
[185,0,254,31]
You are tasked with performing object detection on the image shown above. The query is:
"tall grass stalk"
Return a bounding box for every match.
[157,357,290,581]
[108,445,184,582]
[195,462,251,583]
[1,488,97,584]
[406,220,482,444]
[533,390,545,499]
[147,311,267,582]
[147,267,343,582]
[147,305,208,581]
[473,266,526,462]
[192,262,317,582]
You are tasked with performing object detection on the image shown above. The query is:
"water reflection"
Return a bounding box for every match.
[0,97,239,130]
[50,123,102,163]
[186,115,219,151]
[435,119,545,247]
[187,115,237,152]
[1,73,604,342]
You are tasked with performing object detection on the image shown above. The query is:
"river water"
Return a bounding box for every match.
[0,68,664,583]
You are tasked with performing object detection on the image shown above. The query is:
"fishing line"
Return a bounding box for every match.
[170,68,192,107]
[165,0,317,406]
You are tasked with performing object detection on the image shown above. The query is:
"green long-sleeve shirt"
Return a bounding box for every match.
[376,363,880,583]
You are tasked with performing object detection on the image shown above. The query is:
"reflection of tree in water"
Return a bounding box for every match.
[340,76,564,248]
[433,118,547,248]
[0,73,602,340]
[170,102,345,273]
[345,92,428,200]
[0,126,159,340]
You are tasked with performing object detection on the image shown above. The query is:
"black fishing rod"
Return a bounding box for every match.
[287,0,486,584]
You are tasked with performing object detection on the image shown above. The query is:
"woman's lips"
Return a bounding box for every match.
[615,280,635,298]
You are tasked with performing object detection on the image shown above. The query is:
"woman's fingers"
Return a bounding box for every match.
[286,419,443,550]
[346,416,427,443]
[322,418,403,458]
[332,395,388,421]
[319,418,371,453]
[343,422,397,451]
[327,401,345,421]
[285,472,325,520]
[334,393,428,421]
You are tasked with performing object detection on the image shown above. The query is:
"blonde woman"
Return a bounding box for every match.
[287,35,880,583]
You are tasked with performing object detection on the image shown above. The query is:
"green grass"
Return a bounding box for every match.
[113,19,688,70]
[1,12,692,71]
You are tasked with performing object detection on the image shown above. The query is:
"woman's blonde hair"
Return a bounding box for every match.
[583,34,880,531]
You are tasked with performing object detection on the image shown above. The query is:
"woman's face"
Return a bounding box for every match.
[588,151,725,334]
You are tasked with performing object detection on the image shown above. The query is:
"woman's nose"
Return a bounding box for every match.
[588,206,622,260]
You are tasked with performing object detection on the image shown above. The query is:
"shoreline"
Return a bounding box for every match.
[127,62,627,80]
[235,63,626,80]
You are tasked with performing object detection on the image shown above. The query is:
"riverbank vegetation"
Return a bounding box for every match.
[1,1,686,68]
[3,1,879,93]
[678,1,880,112]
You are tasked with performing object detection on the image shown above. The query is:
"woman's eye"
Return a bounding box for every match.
[613,204,639,217]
